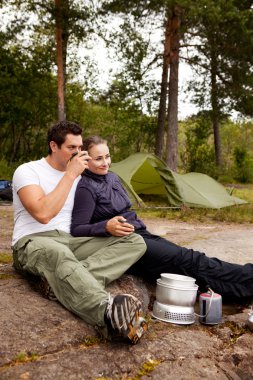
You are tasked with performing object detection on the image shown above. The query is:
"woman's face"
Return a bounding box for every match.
[87,143,111,175]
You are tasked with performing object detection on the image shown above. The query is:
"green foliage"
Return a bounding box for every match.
[187,0,253,117]
[0,160,18,179]
[178,115,253,182]
[66,78,157,161]
[90,77,157,160]
[0,0,252,173]
[219,119,253,179]
[233,147,253,183]
[0,41,57,163]
[180,112,217,176]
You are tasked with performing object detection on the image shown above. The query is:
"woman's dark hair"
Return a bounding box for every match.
[83,136,107,152]
[47,121,83,154]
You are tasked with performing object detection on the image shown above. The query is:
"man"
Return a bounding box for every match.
[11,121,147,344]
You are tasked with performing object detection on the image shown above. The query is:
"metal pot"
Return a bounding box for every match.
[156,280,198,307]
[160,273,196,288]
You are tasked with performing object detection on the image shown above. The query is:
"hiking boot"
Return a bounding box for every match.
[39,277,57,301]
[104,294,148,344]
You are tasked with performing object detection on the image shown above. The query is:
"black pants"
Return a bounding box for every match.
[127,230,253,300]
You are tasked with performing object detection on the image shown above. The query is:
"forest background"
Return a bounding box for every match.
[0,0,253,186]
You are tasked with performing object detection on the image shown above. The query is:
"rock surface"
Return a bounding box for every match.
[1,204,253,379]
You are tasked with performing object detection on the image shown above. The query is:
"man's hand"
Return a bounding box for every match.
[106,217,135,237]
[66,151,91,178]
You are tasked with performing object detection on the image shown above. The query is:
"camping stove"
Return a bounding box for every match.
[152,274,198,325]
[152,301,195,325]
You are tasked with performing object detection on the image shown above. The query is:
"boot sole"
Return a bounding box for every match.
[127,315,148,344]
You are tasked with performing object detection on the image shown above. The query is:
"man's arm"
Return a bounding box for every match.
[18,154,89,224]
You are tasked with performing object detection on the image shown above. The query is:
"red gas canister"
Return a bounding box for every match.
[199,290,222,325]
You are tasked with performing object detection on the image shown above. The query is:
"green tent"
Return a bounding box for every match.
[110,153,247,208]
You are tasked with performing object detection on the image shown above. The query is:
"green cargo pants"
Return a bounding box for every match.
[12,230,146,333]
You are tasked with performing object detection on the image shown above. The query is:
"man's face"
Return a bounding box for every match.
[50,134,83,169]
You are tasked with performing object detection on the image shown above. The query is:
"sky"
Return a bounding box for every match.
[78,41,199,120]
[178,64,199,119]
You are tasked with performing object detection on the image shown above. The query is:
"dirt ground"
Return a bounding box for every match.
[1,203,253,379]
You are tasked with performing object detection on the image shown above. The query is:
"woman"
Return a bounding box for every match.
[71,136,253,301]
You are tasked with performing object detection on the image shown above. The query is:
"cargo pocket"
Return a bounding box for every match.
[12,239,31,272]
[57,262,87,300]
[13,238,46,276]
[57,261,101,307]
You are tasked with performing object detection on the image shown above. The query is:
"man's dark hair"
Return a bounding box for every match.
[47,121,83,154]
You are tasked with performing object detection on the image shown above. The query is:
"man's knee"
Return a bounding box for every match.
[126,233,147,258]
[13,236,74,274]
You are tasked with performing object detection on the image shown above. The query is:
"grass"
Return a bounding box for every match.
[133,358,162,380]
[13,351,39,364]
[0,274,16,279]
[0,252,13,264]
[136,184,253,224]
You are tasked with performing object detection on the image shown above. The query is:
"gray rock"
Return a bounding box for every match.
[1,215,253,379]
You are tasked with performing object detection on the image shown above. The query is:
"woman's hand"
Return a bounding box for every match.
[106,217,135,236]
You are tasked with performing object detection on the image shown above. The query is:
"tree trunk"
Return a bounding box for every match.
[155,16,171,158]
[165,6,181,171]
[10,124,21,163]
[210,45,222,166]
[55,0,66,121]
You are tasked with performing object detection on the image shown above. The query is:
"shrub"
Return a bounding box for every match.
[233,147,253,183]
[0,160,17,180]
